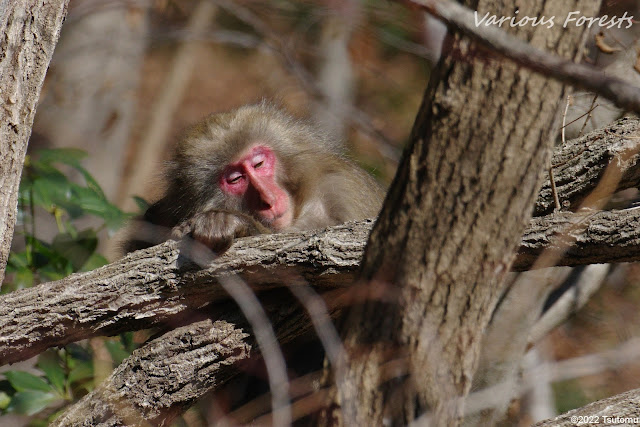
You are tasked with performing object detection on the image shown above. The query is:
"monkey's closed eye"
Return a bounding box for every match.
[227,172,243,184]
[251,153,266,169]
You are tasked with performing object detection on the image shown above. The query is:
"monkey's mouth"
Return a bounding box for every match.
[259,209,292,230]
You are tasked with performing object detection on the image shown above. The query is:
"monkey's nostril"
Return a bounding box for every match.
[260,199,272,209]
[258,190,275,208]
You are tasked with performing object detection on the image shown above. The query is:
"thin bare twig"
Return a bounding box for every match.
[578,95,599,137]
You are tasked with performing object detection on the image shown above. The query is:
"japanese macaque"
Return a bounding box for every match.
[124,102,385,253]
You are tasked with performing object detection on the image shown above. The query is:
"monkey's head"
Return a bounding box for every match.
[165,102,333,230]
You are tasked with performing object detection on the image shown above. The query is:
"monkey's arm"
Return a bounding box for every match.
[123,203,268,255]
[171,209,270,253]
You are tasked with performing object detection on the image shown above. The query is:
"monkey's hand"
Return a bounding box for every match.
[171,210,269,253]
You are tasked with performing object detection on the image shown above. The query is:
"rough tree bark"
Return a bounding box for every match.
[331,1,601,425]
[0,0,70,284]
[534,117,640,215]
[50,319,251,427]
[3,114,636,361]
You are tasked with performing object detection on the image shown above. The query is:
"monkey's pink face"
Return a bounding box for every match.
[220,145,293,230]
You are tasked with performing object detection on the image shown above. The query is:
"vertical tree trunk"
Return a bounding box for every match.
[334,1,601,425]
[0,1,70,284]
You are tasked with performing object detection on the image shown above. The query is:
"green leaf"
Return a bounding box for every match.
[0,391,11,409]
[37,352,66,394]
[34,148,110,202]
[7,391,59,415]
[67,361,93,384]
[67,185,129,231]
[7,251,29,270]
[36,148,88,166]
[28,419,50,427]
[132,196,150,213]
[77,167,106,200]
[105,211,132,233]
[16,268,35,289]
[29,238,74,277]
[30,172,74,211]
[120,332,136,353]
[70,186,112,215]
[104,340,131,365]
[51,229,98,271]
[69,184,104,208]
[65,343,92,362]
[80,252,109,271]
[5,371,51,393]
[39,269,70,282]
[5,264,35,290]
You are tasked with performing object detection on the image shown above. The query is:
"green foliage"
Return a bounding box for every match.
[105,333,138,366]
[6,391,59,416]
[0,343,120,419]
[0,337,137,420]
[1,149,137,421]
[4,148,129,292]
[553,379,592,414]
[1,351,71,418]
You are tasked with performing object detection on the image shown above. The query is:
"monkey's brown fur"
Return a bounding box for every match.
[124,101,384,253]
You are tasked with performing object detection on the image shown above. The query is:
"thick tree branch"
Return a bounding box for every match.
[50,319,250,426]
[534,117,640,215]
[514,208,640,270]
[0,221,370,365]
[3,113,639,423]
[5,202,640,366]
[54,286,340,425]
[403,0,640,114]
[8,120,637,424]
